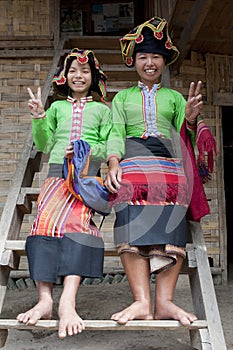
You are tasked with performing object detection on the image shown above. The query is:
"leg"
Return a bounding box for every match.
[111,252,153,324]
[154,255,197,326]
[17,281,53,324]
[58,275,85,339]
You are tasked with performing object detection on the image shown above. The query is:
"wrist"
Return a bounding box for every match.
[31,111,46,119]
[107,155,120,167]
[185,117,196,126]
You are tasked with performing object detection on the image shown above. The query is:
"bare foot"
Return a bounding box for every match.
[58,303,85,339]
[111,300,153,325]
[16,299,53,325]
[154,301,197,326]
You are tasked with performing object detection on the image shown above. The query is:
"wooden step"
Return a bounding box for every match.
[4,240,118,257]
[102,64,135,71]
[107,81,137,88]
[0,319,208,331]
[17,187,40,213]
[3,239,222,278]
[107,71,138,81]
[64,36,120,50]
[62,48,122,64]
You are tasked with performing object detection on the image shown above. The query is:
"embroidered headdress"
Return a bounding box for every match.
[120,16,179,67]
[52,48,107,100]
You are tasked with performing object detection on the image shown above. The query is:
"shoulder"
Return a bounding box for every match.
[87,101,110,111]
[113,86,139,101]
[160,86,185,99]
[48,99,69,110]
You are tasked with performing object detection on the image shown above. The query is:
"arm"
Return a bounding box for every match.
[185,81,203,125]
[173,82,203,146]
[106,93,127,161]
[31,105,57,153]
[105,93,126,193]
[28,87,56,153]
[104,157,122,194]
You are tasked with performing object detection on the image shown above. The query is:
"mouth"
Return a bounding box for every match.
[145,69,156,74]
[73,81,85,86]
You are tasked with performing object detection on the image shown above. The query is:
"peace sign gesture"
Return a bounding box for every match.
[27,87,45,118]
[185,81,203,125]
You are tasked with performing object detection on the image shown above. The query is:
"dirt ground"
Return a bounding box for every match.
[1,267,233,350]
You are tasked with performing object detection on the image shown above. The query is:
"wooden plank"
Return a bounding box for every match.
[213,92,233,106]
[4,240,119,256]
[173,0,214,70]
[64,35,120,50]
[0,133,34,259]
[189,221,227,350]
[4,240,221,256]
[0,50,55,58]
[0,40,54,49]
[17,187,40,207]
[3,240,223,279]
[179,66,205,75]
[16,187,40,214]
[215,105,228,283]
[0,329,8,348]
[0,319,207,331]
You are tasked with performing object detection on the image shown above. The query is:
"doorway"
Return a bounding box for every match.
[222,106,233,265]
[60,0,152,36]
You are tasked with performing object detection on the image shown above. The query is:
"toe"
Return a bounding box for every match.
[58,324,67,339]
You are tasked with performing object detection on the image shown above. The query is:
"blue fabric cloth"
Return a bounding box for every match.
[63,140,111,216]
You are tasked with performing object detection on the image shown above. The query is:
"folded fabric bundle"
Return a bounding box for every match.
[63,140,111,216]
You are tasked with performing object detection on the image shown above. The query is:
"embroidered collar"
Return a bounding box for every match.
[138,81,161,92]
[67,95,93,103]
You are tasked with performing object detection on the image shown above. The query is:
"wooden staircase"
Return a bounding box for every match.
[0,37,227,349]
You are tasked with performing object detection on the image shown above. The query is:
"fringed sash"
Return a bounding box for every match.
[109,156,189,206]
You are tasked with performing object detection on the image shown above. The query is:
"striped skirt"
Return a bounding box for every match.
[109,137,189,273]
[26,176,104,283]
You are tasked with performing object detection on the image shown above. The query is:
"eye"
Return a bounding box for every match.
[153,54,163,59]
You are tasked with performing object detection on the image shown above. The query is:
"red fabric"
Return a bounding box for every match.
[196,118,217,174]
[180,121,213,221]
[108,156,189,206]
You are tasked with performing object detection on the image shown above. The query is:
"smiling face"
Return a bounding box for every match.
[134,53,165,89]
[67,59,92,100]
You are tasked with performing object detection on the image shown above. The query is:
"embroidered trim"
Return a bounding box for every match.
[69,99,86,142]
[138,82,163,139]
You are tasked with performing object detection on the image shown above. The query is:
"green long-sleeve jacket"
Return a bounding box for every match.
[32,99,112,164]
[107,85,196,160]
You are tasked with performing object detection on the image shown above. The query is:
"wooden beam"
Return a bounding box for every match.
[0,50,55,58]
[4,240,119,257]
[189,221,227,350]
[213,92,233,106]
[0,319,207,331]
[172,0,213,70]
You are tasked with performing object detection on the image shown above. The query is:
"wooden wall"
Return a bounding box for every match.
[0,0,53,37]
[0,0,57,212]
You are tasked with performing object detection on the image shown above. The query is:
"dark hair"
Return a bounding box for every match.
[52,49,107,99]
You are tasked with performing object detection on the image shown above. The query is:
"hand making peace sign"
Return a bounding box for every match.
[27,87,45,118]
[185,81,203,125]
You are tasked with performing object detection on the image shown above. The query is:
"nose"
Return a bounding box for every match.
[74,70,82,78]
[146,57,154,66]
